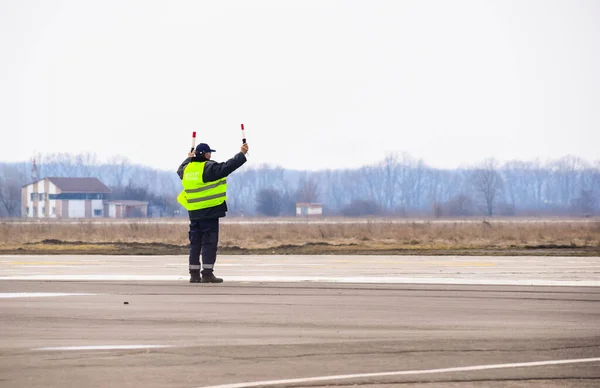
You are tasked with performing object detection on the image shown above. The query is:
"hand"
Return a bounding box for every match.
[188,151,195,158]
[241,143,249,155]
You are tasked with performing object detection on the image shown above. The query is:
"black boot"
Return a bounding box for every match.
[201,272,223,283]
[189,271,201,283]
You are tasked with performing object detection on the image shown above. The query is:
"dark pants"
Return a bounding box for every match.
[188,219,219,276]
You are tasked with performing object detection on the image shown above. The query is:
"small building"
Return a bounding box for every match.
[105,200,149,218]
[21,177,110,218]
[296,202,323,217]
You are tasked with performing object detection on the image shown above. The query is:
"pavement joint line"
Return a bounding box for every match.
[35,345,173,351]
[0,275,598,286]
[7,261,91,265]
[197,357,600,388]
[0,292,101,298]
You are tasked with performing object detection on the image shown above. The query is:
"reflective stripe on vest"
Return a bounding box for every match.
[185,180,227,194]
[177,162,227,211]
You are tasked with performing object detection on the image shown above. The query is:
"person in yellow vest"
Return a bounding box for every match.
[177,142,249,283]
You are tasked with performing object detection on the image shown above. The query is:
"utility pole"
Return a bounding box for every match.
[31,154,37,183]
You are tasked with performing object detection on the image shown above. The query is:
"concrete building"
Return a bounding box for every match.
[22,177,111,219]
[296,202,323,217]
[21,178,150,219]
[105,200,149,218]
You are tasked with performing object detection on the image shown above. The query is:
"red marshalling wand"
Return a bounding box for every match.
[241,124,246,144]
[190,131,196,152]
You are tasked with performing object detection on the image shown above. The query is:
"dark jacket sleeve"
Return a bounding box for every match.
[203,152,247,182]
[177,158,192,180]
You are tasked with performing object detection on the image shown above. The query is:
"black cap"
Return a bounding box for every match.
[195,143,216,154]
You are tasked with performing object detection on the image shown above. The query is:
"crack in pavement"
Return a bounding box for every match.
[289,377,600,387]
[227,344,600,361]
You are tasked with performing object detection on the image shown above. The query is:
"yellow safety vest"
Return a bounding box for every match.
[177,162,227,211]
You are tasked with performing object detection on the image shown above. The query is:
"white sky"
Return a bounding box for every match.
[1,0,598,171]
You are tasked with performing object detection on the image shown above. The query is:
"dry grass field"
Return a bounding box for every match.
[1,218,599,256]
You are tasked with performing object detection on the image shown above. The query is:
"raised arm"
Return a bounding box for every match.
[203,152,247,181]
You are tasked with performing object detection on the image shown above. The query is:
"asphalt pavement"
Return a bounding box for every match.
[0,254,599,387]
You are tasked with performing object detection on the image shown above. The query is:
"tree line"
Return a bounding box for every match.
[0,152,598,218]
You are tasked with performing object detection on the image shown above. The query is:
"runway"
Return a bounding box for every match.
[1,255,599,387]
[2,254,599,286]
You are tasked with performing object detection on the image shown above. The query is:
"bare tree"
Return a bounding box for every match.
[225,164,288,217]
[403,156,426,211]
[226,170,255,216]
[106,155,132,187]
[361,165,386,207]
[502,160,528,210]
[550,155,588,206]
[74,152,99,177]
[571,190,597,216]
[43,152,79,176]
[296,176,319,203]
[256,188,282,216]
[424,169,462,212]
[0,165,26,217]
[593,160,600,197]
[341,199,381,217]
[253,164,286,191]
[444,194,475,216]
[471,159,504,216]
[321,170,347,212]
[380,153,401,210]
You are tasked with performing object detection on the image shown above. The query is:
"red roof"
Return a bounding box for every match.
[47,177,111,193]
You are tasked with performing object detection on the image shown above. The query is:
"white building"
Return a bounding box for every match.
[21,177,111,219]
[105,200,149,218]
[296,202,323,217]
